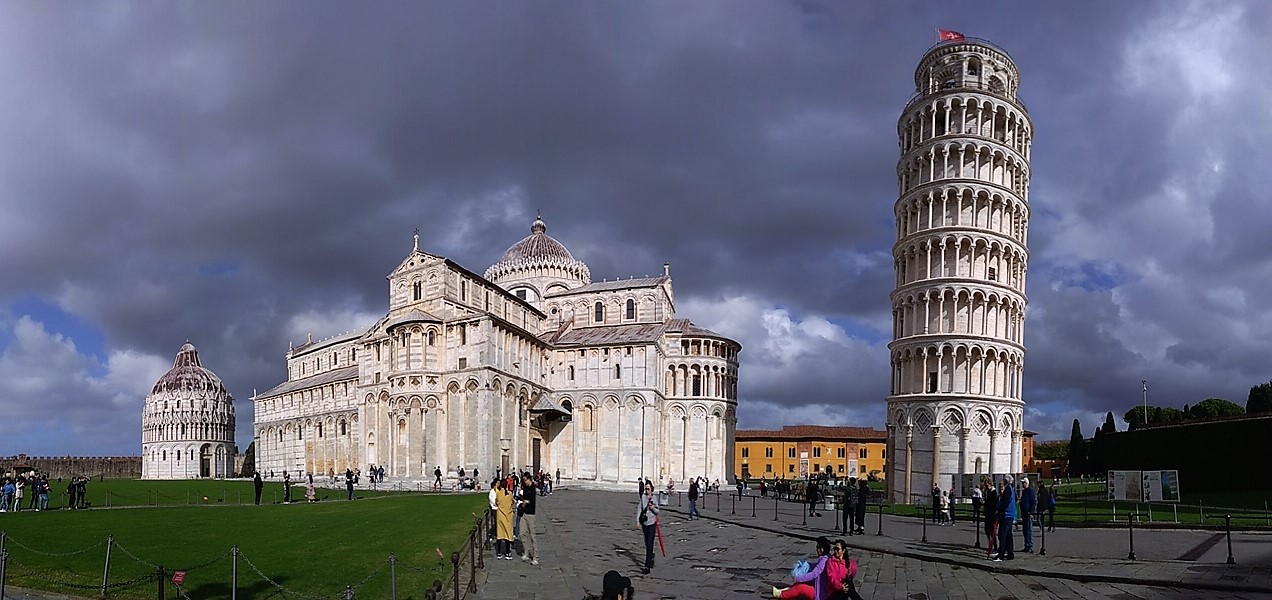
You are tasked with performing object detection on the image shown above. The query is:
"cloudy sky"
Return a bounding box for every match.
[2,1,1270,456]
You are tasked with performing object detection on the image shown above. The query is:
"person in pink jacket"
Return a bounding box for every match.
[772,536,833,599]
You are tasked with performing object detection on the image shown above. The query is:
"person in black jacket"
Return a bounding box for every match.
[688,478,700,520]
[841,480,857,535]
[982,479,998,558]
[518,473,539,564]
[854,479,869,534]
[253,472,263,505]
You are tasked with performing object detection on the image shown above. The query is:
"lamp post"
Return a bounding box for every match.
[1141,380,1148,428]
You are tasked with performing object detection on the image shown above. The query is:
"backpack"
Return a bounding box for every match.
[790,559,810,579]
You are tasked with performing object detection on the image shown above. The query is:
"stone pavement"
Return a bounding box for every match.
[476,489,1272,600]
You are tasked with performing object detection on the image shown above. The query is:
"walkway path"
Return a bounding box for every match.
[476,489,1272,600]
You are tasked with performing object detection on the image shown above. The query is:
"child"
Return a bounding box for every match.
[773,536,832,600]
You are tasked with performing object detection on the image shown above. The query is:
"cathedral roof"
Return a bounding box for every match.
[736,425,887,442]
[256,365,358,399]
[485,215,591,282]
[544,276,669,297]
[385,309,443,330]
[150,342,230,397]
[550,323,669,347]
[664,318,735,343]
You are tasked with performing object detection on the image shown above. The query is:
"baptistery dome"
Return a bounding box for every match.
[142,342,237,479]
[485,215,590,306]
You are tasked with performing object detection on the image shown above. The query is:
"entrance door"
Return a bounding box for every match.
[200,444,212,478]
[532,438,542,474]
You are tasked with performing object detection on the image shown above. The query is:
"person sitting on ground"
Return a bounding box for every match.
[581,570,634,600]
[826,540,864,600]
[772,535,832,599]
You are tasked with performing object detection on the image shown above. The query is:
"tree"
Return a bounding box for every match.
[1067,419,1085,476]
[1033,440,1068,460]
[1124,406,1145,430]
[1187,398,1245,419]
[241,441,256,477]
[1087,428,1106,476]
[1101,412,1117,434]
[1248,380,1272,414]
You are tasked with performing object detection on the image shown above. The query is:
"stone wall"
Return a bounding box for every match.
[0,454,141,479]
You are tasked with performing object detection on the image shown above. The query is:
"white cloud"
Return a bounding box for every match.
[284,306,379,345]
[0,316,169,454]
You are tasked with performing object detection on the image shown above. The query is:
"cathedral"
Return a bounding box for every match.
[252,216,741,488]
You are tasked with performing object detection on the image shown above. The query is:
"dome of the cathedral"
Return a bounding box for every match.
[485,215,591,285]
[496,216,577,264]
[150,342,228,396]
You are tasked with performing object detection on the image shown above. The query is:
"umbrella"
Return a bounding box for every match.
[655,517,666,556]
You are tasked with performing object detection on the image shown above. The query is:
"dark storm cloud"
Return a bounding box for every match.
[0,1,1269,453]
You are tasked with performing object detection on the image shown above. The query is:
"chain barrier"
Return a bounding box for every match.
[112,540,162,570]
[4,555,121,591]
[4,536,106,557]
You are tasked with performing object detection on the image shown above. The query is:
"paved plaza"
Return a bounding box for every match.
[478,489,1272,600]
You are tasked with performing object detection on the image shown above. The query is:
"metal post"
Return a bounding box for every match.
[731,495,735,515]
[802,501,807,526]
[1225,515,1235,565]
[921,503,928,543]
[476,518,485,568]
[1,530,6,555]
[467,532,477,594]
[451,552,461,600]
[232,545,238,600]
[1126,514,1136,560]
[678,491,681,507]
[101,534,114,598]
[773,495,779,521]
[1174,504,1178,523]
[975,508,981,549]
[344,585,354,599]
[1,549,7,600]
[751,496,756,518]
[389,554,397,600]
[1200,501,1205,525]
[876,502,883,536]
[717,492,721,512]
[1039,514,1046,556]
[1148,503,1152,523]
[157,565,166,600]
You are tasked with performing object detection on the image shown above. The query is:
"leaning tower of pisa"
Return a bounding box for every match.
[885,36,1032,504]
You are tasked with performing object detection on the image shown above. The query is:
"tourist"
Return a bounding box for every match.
[937,490,947,524]
[827,539,865,600]
[76,477,88,509]
[982,478,998,558]
[283,471,292,504]
[931,483,942,524]
[13,477,24,512]
[66,478,78,510]
[36,477,49,511]
[854,479,869,534]
[434,466,443,489]
[345,469,355,500]
[487,479,499,543]
[971,482,983,524]
[948,485,958,525]
[513,475,524,540]
[994,476,1017,561]
[28,475,40,510]
[472,467,480,490]
[637,480,659,575]
[1045,483,1057,532]
[1,477,12,512]
[806,479,821,518]
[841,479,857,535]
[305,474,316,503]
[1019,477,1036,552]
[253,472,263,505]
[771,535,832,599]
[494,478,515,559]
[581,570,633,600]
[518,473,539,565]
[688,478,700,520]
[556,468,561,488]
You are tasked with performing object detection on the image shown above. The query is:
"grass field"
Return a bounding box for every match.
[0,480,487,600]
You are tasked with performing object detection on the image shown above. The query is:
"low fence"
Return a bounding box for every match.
[0,510,491,600]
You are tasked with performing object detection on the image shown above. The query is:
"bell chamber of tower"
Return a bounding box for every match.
[885,37,1033,504]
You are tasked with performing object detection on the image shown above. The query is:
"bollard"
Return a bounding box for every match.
[232,545,239,600]
[678,491,681,507]
[1,549,8,600]
[752,496,756,518]
[1225,515,1235,565]
[876,502,883,536]
[390,554,397,600]
[731,495,735,515]
[1039,514,1046,556]
[802,501,807,526]
[1126,514,1136,561]
[344,584,354,599]
[717,492,721,512]
[157,565,166,600]
[476,519,485,569]
[974,506,981,549]
[773,495,779,521]
[1200,500,1205,525]
[921,504,927,543]
[451,552,460,600]
[101,534,114,598]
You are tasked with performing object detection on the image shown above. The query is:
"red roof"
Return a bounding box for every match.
[736,425,886,442]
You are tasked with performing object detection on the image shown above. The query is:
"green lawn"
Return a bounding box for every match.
[0,482,487,599]
[34,477,417,509]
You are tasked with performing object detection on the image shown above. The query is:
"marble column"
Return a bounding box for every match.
[931,425,942,491]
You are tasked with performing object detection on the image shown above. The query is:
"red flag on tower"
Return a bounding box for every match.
[937,29,965,42]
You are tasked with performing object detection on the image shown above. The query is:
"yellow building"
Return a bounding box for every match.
[735,425,887,481]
